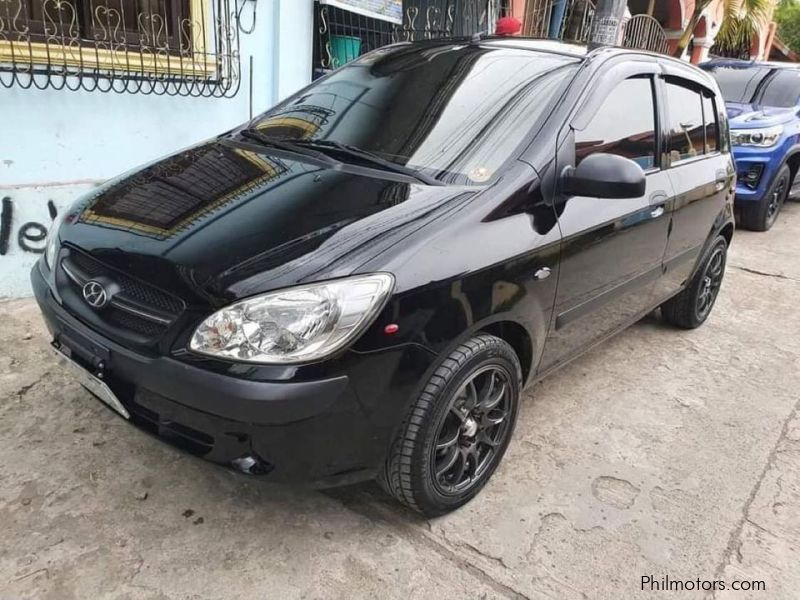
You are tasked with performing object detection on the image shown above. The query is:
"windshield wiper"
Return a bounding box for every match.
[238,129,340,166]
[292,139,443,186]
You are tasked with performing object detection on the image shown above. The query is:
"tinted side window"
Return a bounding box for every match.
[758,69,800,108]
[703,94,718,153]
[666,81,705,162]
[575,77,657,170]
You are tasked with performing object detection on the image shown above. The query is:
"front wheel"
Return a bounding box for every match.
[379,334,522,517]
[661,235,728,329]
[739,164,791,232]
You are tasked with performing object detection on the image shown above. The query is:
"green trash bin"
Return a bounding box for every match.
[330,35,362,69]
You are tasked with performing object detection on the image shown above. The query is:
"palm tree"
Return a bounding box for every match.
[672,0,772,59]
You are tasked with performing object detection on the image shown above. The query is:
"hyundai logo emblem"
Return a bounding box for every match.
[82,280,109,309]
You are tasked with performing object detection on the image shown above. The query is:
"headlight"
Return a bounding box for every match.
[189,273,395,364]
[44,212,65,270]
[730,125,783,148]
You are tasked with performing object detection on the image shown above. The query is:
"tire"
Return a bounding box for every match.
[739,164,791,232]
[379,334,522,517]
[661,235,728,329]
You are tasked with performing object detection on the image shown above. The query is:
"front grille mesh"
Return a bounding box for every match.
[68,251,184,316]
[61,248,184,338]
[106,307,166,337]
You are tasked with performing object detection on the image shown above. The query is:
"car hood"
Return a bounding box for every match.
[58,140,476,307]
[726,102,796,128]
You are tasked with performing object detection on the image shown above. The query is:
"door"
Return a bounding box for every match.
[656,77,735,299]
[539,75,673,373]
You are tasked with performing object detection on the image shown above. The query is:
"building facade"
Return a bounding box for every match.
[509,0,782,63]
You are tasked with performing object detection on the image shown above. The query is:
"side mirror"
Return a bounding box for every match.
[560,153,646,199]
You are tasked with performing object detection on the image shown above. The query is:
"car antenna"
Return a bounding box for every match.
[470,31,487,43]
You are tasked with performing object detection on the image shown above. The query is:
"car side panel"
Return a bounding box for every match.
[658,155,734,298]
[356,162,562,385]
[536,70,673,373]
[538,156,672,373]
[656,77,736,299]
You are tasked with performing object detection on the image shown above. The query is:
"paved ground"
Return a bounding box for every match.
[2,203,800,600]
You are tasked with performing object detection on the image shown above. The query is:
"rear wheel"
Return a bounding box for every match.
[739,164,790,232]
[379,334,521,517]
[661,235,727,329]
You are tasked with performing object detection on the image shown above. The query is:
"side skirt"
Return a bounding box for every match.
[529,288,684,386]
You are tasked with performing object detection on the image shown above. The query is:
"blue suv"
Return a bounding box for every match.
[701,60,800,231]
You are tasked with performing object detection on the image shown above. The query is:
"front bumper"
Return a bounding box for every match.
[731,139,791,203]
[32,261,436,486]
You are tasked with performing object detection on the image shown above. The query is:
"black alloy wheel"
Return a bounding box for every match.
[695,244,725,322]
[380,334,522,516]
[661,235,728,329]
[432,365,514,496]
[739,164,791,232]
[766,171,788,226]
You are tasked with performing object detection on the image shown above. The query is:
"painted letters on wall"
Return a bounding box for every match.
[0,184,96,298]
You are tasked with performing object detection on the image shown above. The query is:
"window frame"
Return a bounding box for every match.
[572,73,663,175]
[0,0,213,76]
[701,92,721,155]
[660,75,721,169]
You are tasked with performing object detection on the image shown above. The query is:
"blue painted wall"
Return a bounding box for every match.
[0,0,315,297]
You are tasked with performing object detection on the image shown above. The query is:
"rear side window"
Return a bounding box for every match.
[575,77,657,170]
[704,65,800,108]
[756,69,800,107]
[665,81,705,161]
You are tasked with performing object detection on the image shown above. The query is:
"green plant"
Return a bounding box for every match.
[776,0,800,53]
[672,0,771,59]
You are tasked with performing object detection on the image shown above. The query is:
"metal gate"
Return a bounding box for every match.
[313,0,671,77]
[394,0,500,41]
[522,0,595,42]
[313,0,502,75]
[622,14,668,55]
[523,1,668,52]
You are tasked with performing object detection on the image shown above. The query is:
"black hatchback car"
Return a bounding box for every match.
[34,39,735,516]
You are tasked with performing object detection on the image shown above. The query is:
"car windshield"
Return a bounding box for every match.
[703,64,800,108]
[245,44,579,185]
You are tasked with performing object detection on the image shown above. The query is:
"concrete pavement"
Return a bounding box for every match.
[2,203,799,599]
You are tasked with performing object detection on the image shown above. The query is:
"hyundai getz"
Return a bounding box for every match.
[34,39,735,516]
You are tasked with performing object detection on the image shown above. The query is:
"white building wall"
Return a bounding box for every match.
[0,0,315,298]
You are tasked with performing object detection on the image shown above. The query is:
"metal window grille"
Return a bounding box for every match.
[313,0,505,77]
[521,0,594,42]
[0,0,249,96]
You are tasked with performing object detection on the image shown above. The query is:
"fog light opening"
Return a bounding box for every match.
[231,453,273,475]
[741,165,764,190]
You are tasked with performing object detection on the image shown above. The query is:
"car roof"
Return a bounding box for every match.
[391,37,719,92]
[700,58,800,70]
[475,37,716,82]
[476,37,589,57]
[458,36,708,69]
